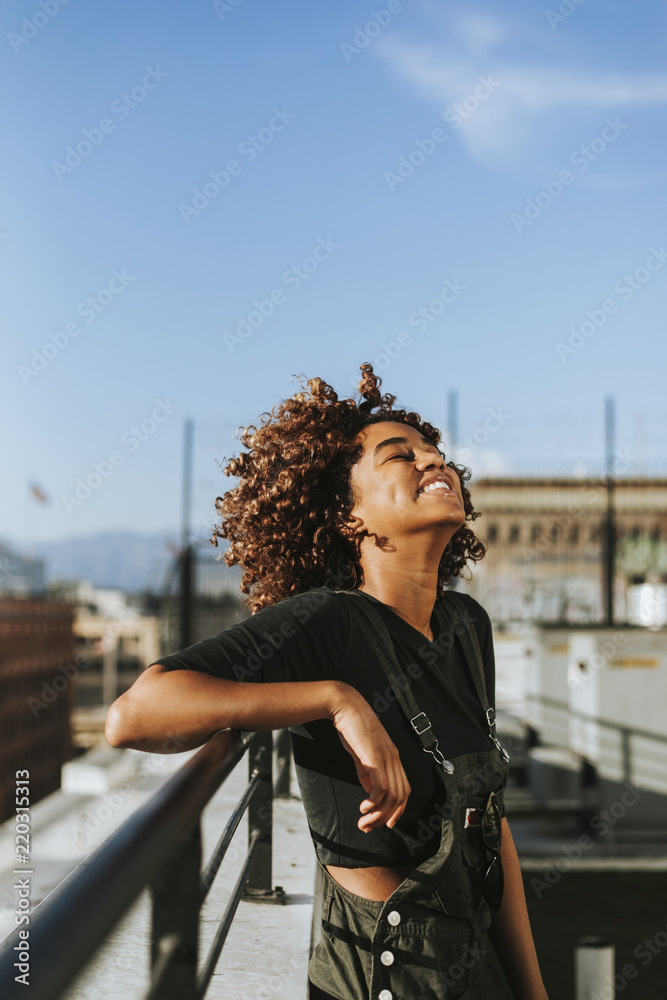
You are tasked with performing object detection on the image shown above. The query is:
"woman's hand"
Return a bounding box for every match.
[328,682,411,833]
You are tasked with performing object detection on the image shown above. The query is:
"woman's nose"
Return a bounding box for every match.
[415,451,444,470]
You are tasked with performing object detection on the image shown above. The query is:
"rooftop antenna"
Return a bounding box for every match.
[603,397,616,626]
[447,390,458,458]
[180,418,195,648]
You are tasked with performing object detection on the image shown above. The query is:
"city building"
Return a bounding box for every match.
[0,598,74,823]
[465,477,667,625]
[0,541,45,596]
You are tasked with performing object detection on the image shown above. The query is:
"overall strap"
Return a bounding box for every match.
[437,593,510,763]
[333,590,454,787]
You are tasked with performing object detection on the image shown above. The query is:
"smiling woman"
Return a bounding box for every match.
[106,362,548,1000]
[210,362,486,613]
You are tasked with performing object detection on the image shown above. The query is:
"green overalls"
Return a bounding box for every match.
[309,747,508,999]
[309,592,510,1000]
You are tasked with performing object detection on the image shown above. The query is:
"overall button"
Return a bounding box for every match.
[380,950,395,966]
[387,910,401,926]
[378,991,393,1000]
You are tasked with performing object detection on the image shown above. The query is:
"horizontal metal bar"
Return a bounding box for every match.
[200,770,262,899]
[527,693,667,746]
[0,731,254,1000]
[196,829,262,999]
[143,933,182,1000]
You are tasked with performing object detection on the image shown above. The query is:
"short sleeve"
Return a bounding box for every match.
[153,587,350,684]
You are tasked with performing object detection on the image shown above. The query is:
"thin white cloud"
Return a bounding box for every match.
[375,10,667,170]
[449,10,507,56]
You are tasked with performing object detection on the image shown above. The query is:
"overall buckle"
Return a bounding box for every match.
[411,712,432,736]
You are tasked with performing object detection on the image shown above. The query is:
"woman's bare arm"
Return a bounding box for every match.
[488,818,549,999]
[105,664,410,832]
[105,663,343,752]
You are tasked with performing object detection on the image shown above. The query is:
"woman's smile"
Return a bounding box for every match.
[417,478,456,497]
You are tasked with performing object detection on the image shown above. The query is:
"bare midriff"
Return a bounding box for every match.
[325,863,415,902]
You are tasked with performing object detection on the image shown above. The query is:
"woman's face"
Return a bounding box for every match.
[346,420,466,541]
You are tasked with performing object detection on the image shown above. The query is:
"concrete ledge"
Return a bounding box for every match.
[61,747,138,794]
[519,856,667,871]
[200,792,316,1000]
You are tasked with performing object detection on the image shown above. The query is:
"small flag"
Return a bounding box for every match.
[29,483,49,504]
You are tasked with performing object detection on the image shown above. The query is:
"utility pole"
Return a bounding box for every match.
[180,418,195,649]
[603,397,616,626]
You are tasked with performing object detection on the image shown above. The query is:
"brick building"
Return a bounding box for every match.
[0,599,75,822]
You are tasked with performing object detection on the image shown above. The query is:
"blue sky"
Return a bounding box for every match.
[2,0,666,554]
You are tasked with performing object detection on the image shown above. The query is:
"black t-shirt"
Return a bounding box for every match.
[155,586,503,868]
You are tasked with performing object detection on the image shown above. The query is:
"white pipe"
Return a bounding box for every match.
[575,937,615,1000]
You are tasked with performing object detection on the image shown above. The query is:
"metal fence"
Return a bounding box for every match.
[0,729,290,1000]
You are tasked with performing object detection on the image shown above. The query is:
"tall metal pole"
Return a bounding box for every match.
[180,419,194,649]
[447,390,458,456]
[181,418,194,552]
[446,390,460,590]
[603,397,616,626]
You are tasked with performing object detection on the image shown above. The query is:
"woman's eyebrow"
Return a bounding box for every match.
[373,435,437,457]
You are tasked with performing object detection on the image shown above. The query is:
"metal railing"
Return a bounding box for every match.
[0,729,292,1000]
[527,692,667,756]
[525,692,667,812]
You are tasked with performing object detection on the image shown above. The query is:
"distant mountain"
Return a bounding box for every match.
[19,531,184,592]
[2,531,241,596]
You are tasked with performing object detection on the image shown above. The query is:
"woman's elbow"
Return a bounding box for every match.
[104,695,134,748]
[104,664,171,749]
[104,668,152,746]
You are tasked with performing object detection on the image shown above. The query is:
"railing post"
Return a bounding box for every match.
[621,726,632,785]
[244,732,286,903]
[274,727,292,798]
[149,819,202,1000]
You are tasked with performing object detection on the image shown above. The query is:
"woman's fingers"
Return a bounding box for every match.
[330,686,411,831]
[358,760,411,832]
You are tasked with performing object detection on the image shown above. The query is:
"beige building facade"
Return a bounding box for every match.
[464,478,667,624]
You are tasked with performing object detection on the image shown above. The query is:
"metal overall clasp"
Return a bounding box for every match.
[410,713,455,774]
[486,708,511,763]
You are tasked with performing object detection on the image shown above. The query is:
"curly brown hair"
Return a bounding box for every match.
[210,363,486,613]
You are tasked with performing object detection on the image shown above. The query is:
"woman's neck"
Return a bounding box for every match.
[357,561,439,641]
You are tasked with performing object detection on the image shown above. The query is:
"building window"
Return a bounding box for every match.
[530,524,540,543]
[569,524,580,544]
[508,525,520,544]
[487,524,497,543]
